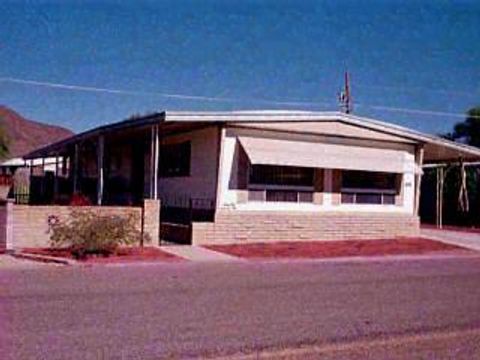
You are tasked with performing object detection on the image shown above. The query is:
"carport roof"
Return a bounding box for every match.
[23,110,480,164]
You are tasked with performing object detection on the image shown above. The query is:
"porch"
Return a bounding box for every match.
[19,116,218,245]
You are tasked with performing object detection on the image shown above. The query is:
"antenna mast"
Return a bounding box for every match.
[338,71,352,114]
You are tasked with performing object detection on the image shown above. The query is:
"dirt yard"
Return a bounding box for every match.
[205,238,469,259]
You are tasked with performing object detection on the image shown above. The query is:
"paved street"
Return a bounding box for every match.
[2,256,480,359]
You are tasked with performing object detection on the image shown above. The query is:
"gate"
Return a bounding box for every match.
[160,197,215,245]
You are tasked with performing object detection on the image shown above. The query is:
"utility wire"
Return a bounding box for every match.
[1,76,479,120]
[0,76,333,108]
[356,83,480,97]
[355,103,480,120]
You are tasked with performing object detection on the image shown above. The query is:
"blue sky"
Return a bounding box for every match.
[0,0,479,134]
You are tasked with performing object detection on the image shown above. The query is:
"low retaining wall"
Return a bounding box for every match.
[0,204,6,251]
[191,210,420,245]
[4,199,160,249]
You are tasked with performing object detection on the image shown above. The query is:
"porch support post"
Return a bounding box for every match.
[97,135,105,205]
[414,146,424,216]
[149,126,154,198]
[41,157,46,200]
[54,154,59,201]
[153,125,159,200]
[73,143,79,194]
[436,166,444,229]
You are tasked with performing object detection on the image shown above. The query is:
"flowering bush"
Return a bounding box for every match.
[48,210,142,259]
[70,193,91,206]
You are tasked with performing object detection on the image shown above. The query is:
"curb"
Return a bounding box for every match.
[11,251,76,266]
[247,251,480,265]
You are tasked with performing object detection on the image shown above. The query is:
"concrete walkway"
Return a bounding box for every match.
[160,245,243,262]
[421,228,480,252]
[0,254,56,269]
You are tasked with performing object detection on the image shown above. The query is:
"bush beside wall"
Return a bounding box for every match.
[7,201,161,249]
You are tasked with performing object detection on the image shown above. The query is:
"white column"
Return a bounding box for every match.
[414,147,424,216]
[73,144,79,194]
[5,200,13,251]
[149,127,154,198]
[54,154,59,201]
[215,127,226,209]
[153,125,159,200]
[97,135,105,205]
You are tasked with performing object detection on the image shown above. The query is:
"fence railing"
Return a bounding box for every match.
[161,197,215,224]
[14,192,30,205]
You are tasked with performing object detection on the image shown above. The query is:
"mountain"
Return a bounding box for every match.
[0,106,74,159]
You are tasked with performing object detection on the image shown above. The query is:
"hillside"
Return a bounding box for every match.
[0,106,73,159]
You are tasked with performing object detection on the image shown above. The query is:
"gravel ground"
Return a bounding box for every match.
[2,256,480,359]
[206,238,466,259]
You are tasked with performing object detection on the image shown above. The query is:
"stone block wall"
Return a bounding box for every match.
[191,210,420,245]
[0,204,6,251]
[143,199,160,244]
[5,200,161,249]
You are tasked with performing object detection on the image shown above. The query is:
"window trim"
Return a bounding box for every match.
[341,188,397,205]
[248,184,314,192]
[341,187,396,195]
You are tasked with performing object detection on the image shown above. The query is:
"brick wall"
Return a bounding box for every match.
[10,205,144,249]
[191,210,420,245]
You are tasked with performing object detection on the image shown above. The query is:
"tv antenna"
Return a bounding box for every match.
[338,71,352,114]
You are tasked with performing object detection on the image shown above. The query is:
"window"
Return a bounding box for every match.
[248,165,314,203]
[341,170,398,205]
[249,165,314,187]
[159,141,191,177]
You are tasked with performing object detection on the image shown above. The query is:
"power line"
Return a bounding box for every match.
[356,83,479,97]
[0,76,334,108]
[1,76,478,120]
[355,103,480,120]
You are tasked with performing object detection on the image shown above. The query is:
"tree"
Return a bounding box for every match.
[446,107,480,147]
[431,106,480,226]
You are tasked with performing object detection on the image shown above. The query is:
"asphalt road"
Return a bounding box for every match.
[2,256,480,359]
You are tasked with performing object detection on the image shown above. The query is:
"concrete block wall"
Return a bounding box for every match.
[0,204,6,251]
[10,205,143,249]
[143,199,160,244]
[191,210,420,245]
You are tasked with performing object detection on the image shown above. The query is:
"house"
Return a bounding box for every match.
[9,110,480,248]
[0,106,74,202]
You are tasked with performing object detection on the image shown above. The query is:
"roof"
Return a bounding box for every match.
[23,110,480,164]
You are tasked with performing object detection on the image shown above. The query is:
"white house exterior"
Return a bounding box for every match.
[21,110,480,246]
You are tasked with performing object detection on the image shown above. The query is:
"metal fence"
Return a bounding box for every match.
[160,197,215,244]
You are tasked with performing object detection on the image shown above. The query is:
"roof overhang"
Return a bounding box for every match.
[23,110,480,164]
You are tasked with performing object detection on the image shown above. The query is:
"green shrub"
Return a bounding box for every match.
[48,210,142,259]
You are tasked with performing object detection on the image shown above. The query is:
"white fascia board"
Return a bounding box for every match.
[167,110,480,159]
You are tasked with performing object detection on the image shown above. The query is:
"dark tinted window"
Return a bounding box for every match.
[342,170,396,190]
[159,142,191,177]
[250,165,314,187]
